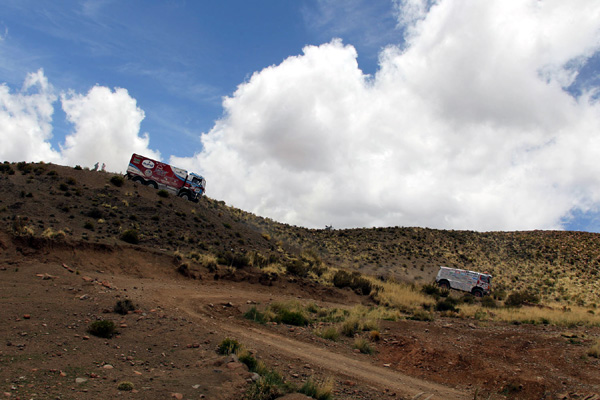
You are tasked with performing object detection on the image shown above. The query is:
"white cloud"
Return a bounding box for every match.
[0,70,159,172]
[0,69,61,163]
[180,0,600,231]
[60,86,160,172]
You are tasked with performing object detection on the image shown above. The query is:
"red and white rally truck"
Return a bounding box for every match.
[126,154,206,202]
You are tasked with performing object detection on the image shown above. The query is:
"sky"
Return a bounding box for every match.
[1,1,600,233]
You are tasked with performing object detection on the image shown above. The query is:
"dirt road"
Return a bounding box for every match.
[154,284,470,400]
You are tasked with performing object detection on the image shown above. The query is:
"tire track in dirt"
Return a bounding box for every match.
[154,286,470,400]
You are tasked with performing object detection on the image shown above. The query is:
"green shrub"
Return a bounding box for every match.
[353,337,374,354]
[422,283,441,297]
[120,229,140,244]
[286,260,309,277]
[481,296,497,308]
[83,221,94,230]
[333,270,352,288]
[244,306,267,324]
[74,165,83,170]
[435,298,459,312]
[505,290,540,307]
[316,326,339,341]
[299,378,333,400]
[110,175,125,187]
[114,299,135,315]
[16,162,31,173]
[88,320,116,338]
[216,251,250,268]
[588,340,600,358]
[117,381,134,391]
[350,275,373,295]
[0,164,14,174]
[245,377,283,400]
[276,309,308,326]
[217,337,241,355]
[86,208,103,219]
[340,317,361,337]
[238,351,259,371]
[157,189,169,198]
[409,310,434,321]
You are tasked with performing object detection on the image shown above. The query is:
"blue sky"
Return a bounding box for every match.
[0,0,400,157]
[2,0,600,233]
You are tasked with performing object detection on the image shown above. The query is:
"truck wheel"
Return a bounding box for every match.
[132,176,144,184]
[178,192,190,200]
[472,288,484,298]
[146,181,158,189]
[438,280,450,290]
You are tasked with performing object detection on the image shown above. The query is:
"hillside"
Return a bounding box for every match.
[1,161,599,400]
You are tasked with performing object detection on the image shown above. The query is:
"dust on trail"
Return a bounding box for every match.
[152,284,470,400]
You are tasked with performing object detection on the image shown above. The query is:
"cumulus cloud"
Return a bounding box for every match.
[179,0,600,231]
[0,69,61,163]
[60,86,160,171]
[0,70,159,172]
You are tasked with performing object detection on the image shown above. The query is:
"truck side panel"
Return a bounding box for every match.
[128,154,185,190]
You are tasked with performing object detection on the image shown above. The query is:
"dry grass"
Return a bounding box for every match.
[42,228,66,239]
[459,303,600,327]
[588,340,600,358]
[371,279,434,313]
[260,263,286,275]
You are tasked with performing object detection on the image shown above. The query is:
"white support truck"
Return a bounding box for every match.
[435,266,492,297]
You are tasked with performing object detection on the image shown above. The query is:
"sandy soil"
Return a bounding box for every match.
[1,234,599,400]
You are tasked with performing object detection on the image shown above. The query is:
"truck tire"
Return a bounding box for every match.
[472,288,484,297]
[132,176,144,184]
[146,181,158,189]
[178,192,190,200]
[438,280,450,290]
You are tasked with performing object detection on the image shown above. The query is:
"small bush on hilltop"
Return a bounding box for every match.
[157,189,169,198]
[110,175,125,187]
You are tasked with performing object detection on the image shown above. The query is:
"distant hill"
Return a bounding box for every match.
[1,161,599,306]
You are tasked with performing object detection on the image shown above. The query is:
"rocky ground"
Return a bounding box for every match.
[1,232,599,400]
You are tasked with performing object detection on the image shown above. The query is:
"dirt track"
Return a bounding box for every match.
[156,285,470,400]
